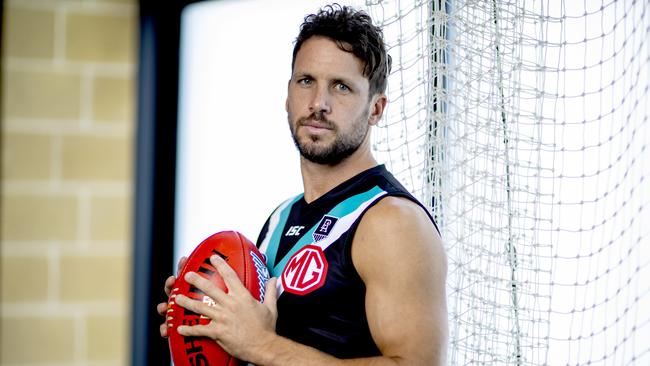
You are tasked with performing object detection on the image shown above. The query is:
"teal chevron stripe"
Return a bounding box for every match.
[270,185,385,277]
[264,194,303,272]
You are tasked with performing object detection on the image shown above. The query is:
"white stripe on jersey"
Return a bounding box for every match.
[259,195,298,254]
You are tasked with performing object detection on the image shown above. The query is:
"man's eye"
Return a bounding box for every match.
[335,83,350,92]
[298,78,312,86]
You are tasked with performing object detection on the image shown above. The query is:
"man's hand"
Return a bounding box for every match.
[174,254,279,363]
[157,256,188,338]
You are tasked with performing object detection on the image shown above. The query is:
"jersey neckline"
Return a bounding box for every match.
[301,164,387,209]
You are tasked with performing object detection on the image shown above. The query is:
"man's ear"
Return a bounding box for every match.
[368,94,387,126]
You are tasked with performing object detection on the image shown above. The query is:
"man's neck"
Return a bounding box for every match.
[300,149,378,204]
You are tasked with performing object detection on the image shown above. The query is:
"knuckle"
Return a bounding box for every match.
[224,269,238,280]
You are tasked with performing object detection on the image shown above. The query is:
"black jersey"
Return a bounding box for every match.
[256,165,437,358]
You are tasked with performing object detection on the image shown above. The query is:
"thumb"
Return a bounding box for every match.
[263,277,279,313]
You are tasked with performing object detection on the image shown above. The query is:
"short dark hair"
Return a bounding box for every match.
[291,3,392,97]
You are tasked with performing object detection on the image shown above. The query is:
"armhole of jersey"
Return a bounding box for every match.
[256,219,271,248]
[345,193,440,282]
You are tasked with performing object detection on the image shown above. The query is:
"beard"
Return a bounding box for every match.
[289,111,369,165]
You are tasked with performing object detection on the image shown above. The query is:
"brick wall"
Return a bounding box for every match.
[1,0,136,364]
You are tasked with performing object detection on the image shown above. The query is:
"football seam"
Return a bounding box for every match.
[239,231,251,294]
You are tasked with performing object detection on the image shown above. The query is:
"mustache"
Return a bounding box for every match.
[297,112,335,128]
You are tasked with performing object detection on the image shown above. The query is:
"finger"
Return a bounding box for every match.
[175,293,214,316]
[209,255,247,296]
[263,278,279,316]
[156,302,169,316]
[184,271,229,304]
[177,323,218,339]
[174,293,225,328]
[177,256,188,276]
[263,278,278,305]
[160,321,169,338]
[174,280,228,319]
[164,275,176,297]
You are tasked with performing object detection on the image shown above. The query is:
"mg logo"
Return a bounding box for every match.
[281,245,328,295]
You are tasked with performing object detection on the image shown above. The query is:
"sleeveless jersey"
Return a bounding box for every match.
[256,165,438,358]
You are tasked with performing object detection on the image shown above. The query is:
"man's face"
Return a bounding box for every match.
[286,36,379,165]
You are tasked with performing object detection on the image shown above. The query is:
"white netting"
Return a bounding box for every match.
[366,0,650,364]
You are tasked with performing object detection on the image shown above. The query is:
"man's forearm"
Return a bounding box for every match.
[253,334,403,366]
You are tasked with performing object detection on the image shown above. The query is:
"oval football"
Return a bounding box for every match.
[167,230,270,366]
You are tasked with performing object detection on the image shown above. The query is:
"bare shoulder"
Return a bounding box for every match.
[352,196,446,282]
[358,195,439,236]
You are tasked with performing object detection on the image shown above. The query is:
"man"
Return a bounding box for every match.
[158,4,448,365]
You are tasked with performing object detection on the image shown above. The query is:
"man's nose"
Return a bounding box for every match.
[310,86,331,115]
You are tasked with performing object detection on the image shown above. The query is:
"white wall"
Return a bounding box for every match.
[174,0,362,263]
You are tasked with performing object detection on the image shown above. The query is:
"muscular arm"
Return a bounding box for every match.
[353,196,448,364]
[175,197,448,366]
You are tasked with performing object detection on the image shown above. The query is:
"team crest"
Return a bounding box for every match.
[313,215,338,242]
[281,244,328,295]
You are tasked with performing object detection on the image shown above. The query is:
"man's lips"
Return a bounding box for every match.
[298,118,334,135]
[299,119,333,130]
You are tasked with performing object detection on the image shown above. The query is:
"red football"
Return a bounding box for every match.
[167,231,270,366]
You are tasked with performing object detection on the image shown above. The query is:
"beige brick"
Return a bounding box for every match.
[2,132,52,180]
[66,12,135,62]
[87,315,126,359]
[4,7,55,58]
[90,195,130,241]
[1,316,75,363]
[60,255,127,300]
[2,194,78,241]
[62,135,131,181]
[1,255,49,302]
[4,70,81,119]
[95,0,136,3]
[93,76,133,122]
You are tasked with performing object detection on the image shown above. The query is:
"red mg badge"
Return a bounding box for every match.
[281,244,328,295]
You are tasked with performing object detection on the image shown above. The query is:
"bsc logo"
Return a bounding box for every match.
[281,245,328,295]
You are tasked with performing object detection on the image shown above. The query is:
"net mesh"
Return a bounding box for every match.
[365,0,650,364]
